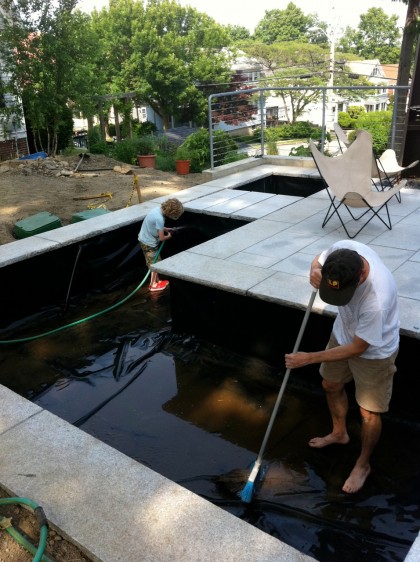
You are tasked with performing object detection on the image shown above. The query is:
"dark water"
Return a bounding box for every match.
[0,283,419,562]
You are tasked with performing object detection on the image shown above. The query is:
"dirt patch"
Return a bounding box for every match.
[0,153,207,246]
[0,487,91,562]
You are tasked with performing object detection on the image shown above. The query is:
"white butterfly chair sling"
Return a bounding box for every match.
[333,124,397,199]
[334,122,415,202]
[369,141,402,204]
[310,131,404,239]
[375,148,419,187]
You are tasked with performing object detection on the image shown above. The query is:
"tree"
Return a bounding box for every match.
[337,8,401,63]
[243,42,371,123]
[128,0,232,129]
[225,24,251,43]
[253,2,316,44]
[0,0,102,155]
[210,72,258,126]
[90,0,144,139]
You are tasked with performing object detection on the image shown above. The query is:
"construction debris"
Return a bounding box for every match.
[73,192,113,201]
[0,154,136,178]
[113,165,133,175]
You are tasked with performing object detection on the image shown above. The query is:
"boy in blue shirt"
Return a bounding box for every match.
[138,198,184,292]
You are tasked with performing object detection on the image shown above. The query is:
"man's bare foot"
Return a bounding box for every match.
[308,433,350,448]
[342,464,371,494]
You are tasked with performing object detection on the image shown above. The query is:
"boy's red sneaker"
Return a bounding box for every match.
[149,280,169,292]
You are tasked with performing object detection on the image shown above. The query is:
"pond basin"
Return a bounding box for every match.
[1,160,420,561]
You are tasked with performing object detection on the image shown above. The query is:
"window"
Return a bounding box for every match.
[244,70,261,82]
[266,106,278,119]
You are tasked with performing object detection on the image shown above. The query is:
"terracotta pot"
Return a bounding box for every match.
[138,154,156,168]
[175,159,190,175]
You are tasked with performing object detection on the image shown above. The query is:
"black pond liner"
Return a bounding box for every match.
[0,210,419,562]
[233,174,324,197]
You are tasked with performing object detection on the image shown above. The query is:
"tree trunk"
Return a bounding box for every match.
[392,0,419,160]
[162,113,170,130]
[113,104,121,141]
[98,101,106,141]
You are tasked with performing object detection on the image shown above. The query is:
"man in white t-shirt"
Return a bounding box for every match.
[285,240,400,494]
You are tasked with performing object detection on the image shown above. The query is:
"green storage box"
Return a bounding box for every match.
[13,212,62,239]
[71,208,111,223]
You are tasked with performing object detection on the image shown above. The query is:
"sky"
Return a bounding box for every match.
[77,0,408,34]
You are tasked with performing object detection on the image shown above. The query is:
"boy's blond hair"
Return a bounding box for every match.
[161,198,184,220]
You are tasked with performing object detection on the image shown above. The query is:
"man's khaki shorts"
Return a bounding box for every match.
[320,334,398,413]
[140,242,161,268]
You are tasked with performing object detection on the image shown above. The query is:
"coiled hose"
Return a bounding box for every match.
[0,496,50,562]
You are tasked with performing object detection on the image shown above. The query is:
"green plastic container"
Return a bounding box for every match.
[13,212,62,239]
[71,208,111,223]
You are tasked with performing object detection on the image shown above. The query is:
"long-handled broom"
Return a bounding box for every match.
[239,289,318,503]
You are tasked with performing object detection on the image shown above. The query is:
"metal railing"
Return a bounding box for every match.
[208,85,410,170]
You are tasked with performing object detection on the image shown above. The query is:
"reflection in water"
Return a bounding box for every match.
[0,284,419,562]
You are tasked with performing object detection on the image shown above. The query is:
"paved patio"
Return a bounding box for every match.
[154,163,420,340]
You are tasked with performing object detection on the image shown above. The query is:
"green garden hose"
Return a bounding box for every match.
[0,496,51,562]
[0,242,165,345]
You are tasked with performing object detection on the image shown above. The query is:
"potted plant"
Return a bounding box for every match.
[137,136,157,168]
[175,145,191,175]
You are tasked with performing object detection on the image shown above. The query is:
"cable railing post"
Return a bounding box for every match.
[321,88,327,152]
[208,94,214,169]
[259,90,265,157]
[391,87,398,150]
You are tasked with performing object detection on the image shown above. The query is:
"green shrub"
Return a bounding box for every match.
[111,139,139,164]
[179,128,237,171]
[156,152,176,171]
[175,145,192,161]
[132,120,158,137]
[354,110,392,153]
[267,140,278,155]
[135,135,158,155]
[289,144,312,157]
[223,151,249,163]
[348,106,366,120]
[61,145,82,157]
[337,112,354,129]
[256,121,328,142]
[214,130,238,165]
[178,129,210,171]
[89,141,110,155]
[338,106,366,130]
[87,126,101,148]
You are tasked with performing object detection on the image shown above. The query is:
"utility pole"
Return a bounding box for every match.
[326,23,335,130]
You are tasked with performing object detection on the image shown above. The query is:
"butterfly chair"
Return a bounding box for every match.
[334,123,409,203]
[374,148,419,187]
[310,131,404,239]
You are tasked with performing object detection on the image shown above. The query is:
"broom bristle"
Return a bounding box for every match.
[238,480,255,503]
